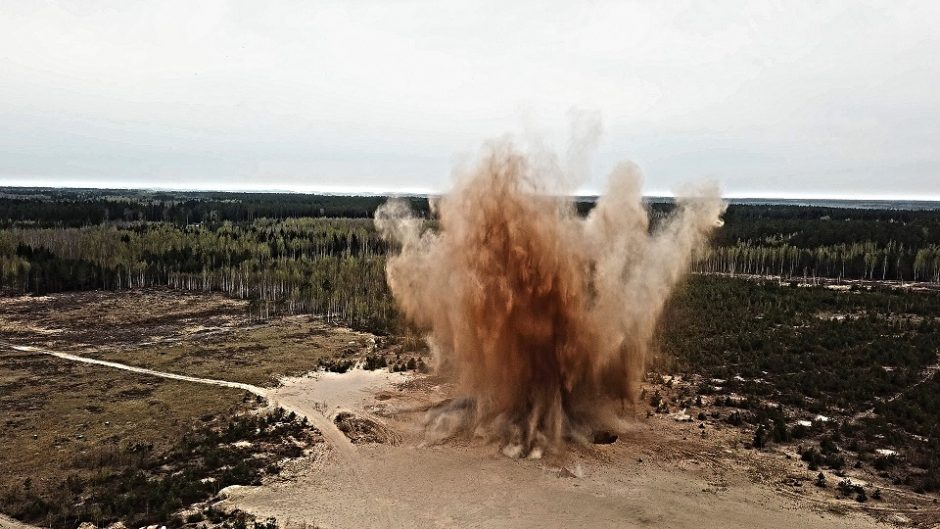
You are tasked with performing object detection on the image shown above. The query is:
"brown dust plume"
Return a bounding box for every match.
[375,137,726,456]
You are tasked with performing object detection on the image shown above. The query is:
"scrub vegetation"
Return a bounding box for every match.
[1,188,939,524]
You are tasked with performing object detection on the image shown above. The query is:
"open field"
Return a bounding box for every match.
[1,285,938,527]
[0,290,385,387]
[0,348,242,508]
[0,291,350,528]
[0,290,246,345]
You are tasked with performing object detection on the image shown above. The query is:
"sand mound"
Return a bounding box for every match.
[333,411,401,445]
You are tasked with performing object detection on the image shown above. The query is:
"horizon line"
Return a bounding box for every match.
[1,182,939,203]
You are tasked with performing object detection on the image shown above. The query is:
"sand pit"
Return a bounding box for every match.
[221,372,891,529]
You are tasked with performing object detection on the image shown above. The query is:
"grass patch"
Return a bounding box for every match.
[1,406,319,528]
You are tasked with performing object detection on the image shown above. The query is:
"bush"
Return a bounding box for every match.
[791,423,809,439]
[771,417,790,443]
[873,454,900,471]
[255,517,278,529]
[815,472,827,488]
[650,391,663,408]
[752,425,768,449]
[820,436,839,455]
[837,479,865,499]
[6,408,317,529]
[802,447,822,470]
[824,454,846,470]
[363,354,388,370]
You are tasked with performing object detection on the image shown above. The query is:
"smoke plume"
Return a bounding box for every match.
[375,132,725,456]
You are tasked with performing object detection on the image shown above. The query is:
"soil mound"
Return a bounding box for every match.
[333,411,401,445]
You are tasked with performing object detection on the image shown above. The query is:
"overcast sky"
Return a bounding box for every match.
[1,1,938,199]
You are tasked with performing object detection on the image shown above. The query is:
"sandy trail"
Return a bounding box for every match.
[1,341,264,394]
[1,340,902,528]
[0,341,362,458]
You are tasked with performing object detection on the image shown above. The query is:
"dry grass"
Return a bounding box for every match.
[0,289,371,525]
[0,289,245,348]
[81,316,374,387]
[0,288,375,387]
[0,348,247,510]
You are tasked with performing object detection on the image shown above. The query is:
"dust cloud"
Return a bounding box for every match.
[375,131,726,457]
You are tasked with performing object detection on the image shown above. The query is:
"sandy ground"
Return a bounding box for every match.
[265,370,410,455]
[228,444,887,529]
[222,372,902,529]
[4,298,935,528]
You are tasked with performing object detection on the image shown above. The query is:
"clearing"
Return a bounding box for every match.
[2,289,938,528]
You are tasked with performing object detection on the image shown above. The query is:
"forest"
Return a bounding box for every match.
[3,188,940,330]
[0,217,394,329]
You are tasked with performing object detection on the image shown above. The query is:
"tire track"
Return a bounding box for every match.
[0,340,355,453]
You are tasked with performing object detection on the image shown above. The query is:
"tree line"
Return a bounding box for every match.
[0,219,396,331]
[0,188,430,227]
[693,241,940,282]
[3,189,940,331]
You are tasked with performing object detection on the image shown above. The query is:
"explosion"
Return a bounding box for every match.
[375,133,725,456]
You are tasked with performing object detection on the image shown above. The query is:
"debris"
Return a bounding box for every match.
[560,464,584,479]
[334,411,401,445]
[886,513,910,525]
[501,443,523,459]
[592,431,618,444]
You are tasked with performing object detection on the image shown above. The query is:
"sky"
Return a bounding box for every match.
[1,1,938,199]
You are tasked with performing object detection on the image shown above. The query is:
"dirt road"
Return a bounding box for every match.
[1,342,264,394]
[4,341,911,529]
[0,341,358,460]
